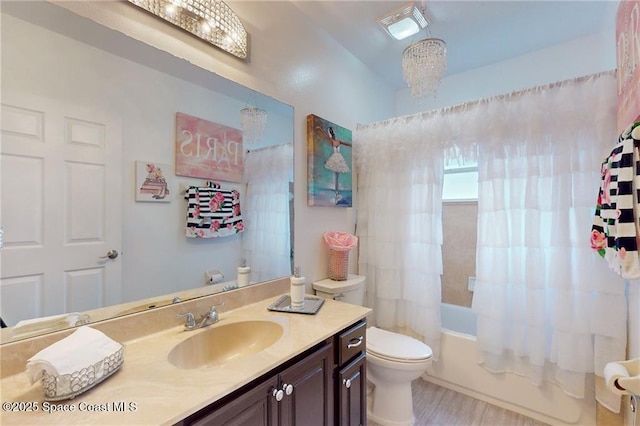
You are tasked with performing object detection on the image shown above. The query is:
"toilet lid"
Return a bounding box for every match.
[366,326,433,362]
[312,275,365,294]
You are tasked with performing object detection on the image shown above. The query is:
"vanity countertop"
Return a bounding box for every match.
[0,295,370,425]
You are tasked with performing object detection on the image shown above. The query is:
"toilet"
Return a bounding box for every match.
[313,275,433,426]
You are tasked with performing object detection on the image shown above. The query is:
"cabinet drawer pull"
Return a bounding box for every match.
[347,336,363,349]
[343,379,352,389]
[283,383,294,396]
[272,388,284,402]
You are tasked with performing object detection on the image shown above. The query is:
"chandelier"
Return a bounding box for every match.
[402,37,447,100]
[127,0,248,59]
[240,107,267,146]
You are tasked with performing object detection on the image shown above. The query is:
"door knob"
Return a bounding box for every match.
[343,379,351,389]
[99,249,119,260]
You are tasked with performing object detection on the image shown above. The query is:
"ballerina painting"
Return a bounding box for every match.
[307,114,352,206]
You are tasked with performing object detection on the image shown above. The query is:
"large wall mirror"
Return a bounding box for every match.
[0,1,294,343]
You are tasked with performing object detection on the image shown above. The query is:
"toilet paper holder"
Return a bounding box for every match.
[205,269,224,285]
[605,358,640,395]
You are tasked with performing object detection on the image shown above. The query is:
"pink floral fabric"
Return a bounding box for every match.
[591,122,640,278]
[185,182,244,238]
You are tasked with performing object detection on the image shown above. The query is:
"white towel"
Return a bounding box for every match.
[12,312,90,338]
[25,327,122,385]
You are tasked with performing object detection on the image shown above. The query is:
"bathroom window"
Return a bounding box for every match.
[442,161,478,307]
[443,163,478,202]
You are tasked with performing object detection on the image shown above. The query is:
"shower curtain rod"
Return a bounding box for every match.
[357,69,616,130]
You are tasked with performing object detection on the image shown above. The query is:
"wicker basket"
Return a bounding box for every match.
[328,249,349,281]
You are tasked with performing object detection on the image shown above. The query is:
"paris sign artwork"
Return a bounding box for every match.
[175,112,243,183]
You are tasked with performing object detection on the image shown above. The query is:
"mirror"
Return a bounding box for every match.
[0,1,294,343]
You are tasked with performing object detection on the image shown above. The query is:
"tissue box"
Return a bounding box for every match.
[40,344,125,401]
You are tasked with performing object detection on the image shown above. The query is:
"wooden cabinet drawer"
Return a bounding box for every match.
[337,320,366,366]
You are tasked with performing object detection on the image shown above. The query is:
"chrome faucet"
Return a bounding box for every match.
[178,303,223,331]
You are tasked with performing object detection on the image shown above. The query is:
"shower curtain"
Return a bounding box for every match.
[242,143,293,282]
[355,71,627,409]
[355,119,444,358]
[471,72,627,411]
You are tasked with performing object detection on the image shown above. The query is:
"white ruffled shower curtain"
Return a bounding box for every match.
[470,72,627,411]
[355,71,627,408]
[242,143,293,282]
[355,119,444,358]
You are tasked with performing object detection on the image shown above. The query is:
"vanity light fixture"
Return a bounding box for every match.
[127,0,248,59]
[378,2,427,41]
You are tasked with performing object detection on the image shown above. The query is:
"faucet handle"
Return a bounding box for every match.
[196,304,222,328]
[178,312,196,329]
[206,304,222,319]
[206,302,224,316]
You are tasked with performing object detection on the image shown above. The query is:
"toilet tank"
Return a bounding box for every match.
[313,274,365,305]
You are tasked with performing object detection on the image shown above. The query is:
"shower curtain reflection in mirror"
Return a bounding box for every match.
[242,144,294,281]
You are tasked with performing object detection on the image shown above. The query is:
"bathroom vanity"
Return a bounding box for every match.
[177,319,367,426]
[0,280,370,425]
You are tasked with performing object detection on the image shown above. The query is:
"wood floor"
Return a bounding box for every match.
[369,379,550,426]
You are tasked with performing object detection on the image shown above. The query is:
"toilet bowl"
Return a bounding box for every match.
[313,275,433,426]
[366,326,432,426]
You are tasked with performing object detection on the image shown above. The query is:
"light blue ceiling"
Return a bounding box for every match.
[292,1,620,90]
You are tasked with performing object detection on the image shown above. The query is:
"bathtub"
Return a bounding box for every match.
[423,303,596,426]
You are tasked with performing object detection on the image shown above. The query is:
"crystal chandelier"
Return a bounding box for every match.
[240,107,267,146]
[402,37,447,100]
[127,0,248,59]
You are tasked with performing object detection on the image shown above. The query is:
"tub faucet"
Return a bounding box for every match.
[178,303,224,331]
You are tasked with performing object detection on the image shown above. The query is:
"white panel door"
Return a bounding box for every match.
[0,93,122,326]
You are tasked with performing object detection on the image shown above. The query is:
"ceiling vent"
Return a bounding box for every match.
[378,2,428,41]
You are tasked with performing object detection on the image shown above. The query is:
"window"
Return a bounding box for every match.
[442,161,478,306]
[443,164,478,201]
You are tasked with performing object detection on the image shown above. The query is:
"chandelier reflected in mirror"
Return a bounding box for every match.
[402,37,447,100]
[240,107,267,146]
[127,0,248,59]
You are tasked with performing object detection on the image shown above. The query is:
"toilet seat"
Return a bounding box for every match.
[366,326,433,363]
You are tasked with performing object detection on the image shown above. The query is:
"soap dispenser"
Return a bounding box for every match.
[237,259,251,288]
[290,266,305,310]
